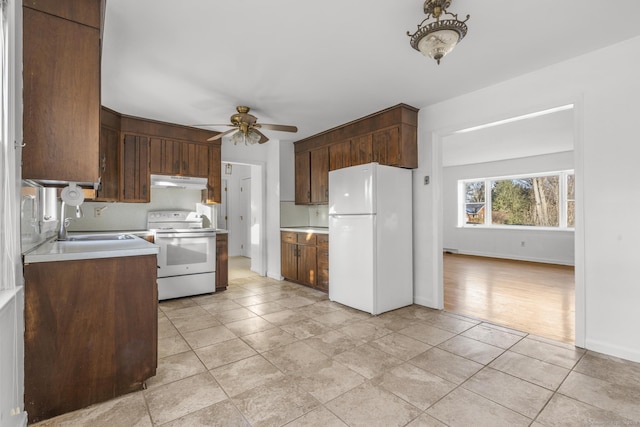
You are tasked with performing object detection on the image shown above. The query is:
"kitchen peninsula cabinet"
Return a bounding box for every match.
[281,231,329,291]
[22,1,103,184]
[216,233,228,291]
[24,254,157,423]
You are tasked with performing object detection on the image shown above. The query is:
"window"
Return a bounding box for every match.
[460,171,575,229]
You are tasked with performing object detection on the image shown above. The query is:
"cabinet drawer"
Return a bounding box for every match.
[281,231,297,244]
[297,233,316,245]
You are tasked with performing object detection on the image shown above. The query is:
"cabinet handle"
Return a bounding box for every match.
[174,160,180,172]
[142,184,147,197]
[183,161,187,171]
[101,154,106,172]
[307,191,310,201]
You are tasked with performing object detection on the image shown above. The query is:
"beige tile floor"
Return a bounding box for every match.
[34,258,640,426]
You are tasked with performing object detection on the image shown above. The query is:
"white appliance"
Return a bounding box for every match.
[328,162,413,315]
[150,174,208,190]
[147,210,216,300]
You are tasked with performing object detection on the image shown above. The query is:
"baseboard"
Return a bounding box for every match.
[585,338,640,364]
[447,249,575,266]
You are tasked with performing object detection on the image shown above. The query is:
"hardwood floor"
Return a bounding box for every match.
[444,253,575,343]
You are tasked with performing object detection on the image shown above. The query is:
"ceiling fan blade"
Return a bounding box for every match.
[191,123,233,127]
[253,129,269,144]
[207,128,237,141]
[256,123,298,132]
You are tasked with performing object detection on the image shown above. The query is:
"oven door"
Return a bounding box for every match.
[155,231,216,278]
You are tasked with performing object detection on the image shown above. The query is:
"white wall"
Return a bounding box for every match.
[443,152,575,265]
[279,140,295,201]
[415,35,640,362]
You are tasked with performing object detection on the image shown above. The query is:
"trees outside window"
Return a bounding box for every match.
[460,171,574,229]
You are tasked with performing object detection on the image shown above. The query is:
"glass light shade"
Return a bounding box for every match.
[230,129,261,145]
[417,28,460,63]
[247,130,261,144]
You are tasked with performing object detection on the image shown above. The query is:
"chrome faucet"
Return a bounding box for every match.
[57,201,83,240]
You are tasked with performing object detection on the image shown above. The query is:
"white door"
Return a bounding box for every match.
[240,177,251,257]
[329,214,375,313]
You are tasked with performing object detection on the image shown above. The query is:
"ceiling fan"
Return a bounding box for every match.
[198,106,298,145]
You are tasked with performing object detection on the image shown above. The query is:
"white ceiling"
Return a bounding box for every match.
[101,0,640,144]
[442,108,574,167]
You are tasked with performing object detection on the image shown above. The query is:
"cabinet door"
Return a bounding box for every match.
[281,241,298,280]
[95,124,119,201]
[310,147,329,204]
[216,233,228,291]
[329,140,351,171]
[22,7,100,183]
[316,234,329,292]
[24,255,157,423]
[350,134,372,166]
[121,134,150,202]
[149,138,181,175]
[206,144,222,204]
[372,127,401,166]
[297,244,317,287]
[295,152,311,205]
[181,142,210,177]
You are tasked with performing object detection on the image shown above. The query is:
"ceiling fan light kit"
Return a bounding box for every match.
[407,0,470,64]
[203,106,298,145]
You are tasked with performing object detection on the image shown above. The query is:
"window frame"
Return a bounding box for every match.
[458,170,575,231]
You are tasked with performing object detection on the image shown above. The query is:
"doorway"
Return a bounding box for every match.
[439,105,577,343]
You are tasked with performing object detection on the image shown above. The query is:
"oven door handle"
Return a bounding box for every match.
[155,232,216,239]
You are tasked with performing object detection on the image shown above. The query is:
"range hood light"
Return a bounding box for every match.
[150,175,208,190]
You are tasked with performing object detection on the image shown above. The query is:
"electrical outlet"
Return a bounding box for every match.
[424,176,430,185]
[95,207,102,217]
[521,241,526,247]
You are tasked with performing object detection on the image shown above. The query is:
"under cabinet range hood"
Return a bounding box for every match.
[150,174,208,190]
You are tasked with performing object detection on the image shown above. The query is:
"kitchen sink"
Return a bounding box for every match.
[66,234,135,242]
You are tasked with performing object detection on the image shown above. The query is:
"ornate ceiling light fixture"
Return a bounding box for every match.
[407,0,470,65]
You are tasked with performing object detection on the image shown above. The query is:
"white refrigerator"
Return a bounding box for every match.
[328,162,413,315]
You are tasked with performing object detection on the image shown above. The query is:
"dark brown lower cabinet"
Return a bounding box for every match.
[316,234,329,292]
[281,231,328,292]
[23,255,158,423]
[216,233,228,291]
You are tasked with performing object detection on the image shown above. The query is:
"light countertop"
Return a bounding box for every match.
[23,233,159,264]
[280,227,329,234]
